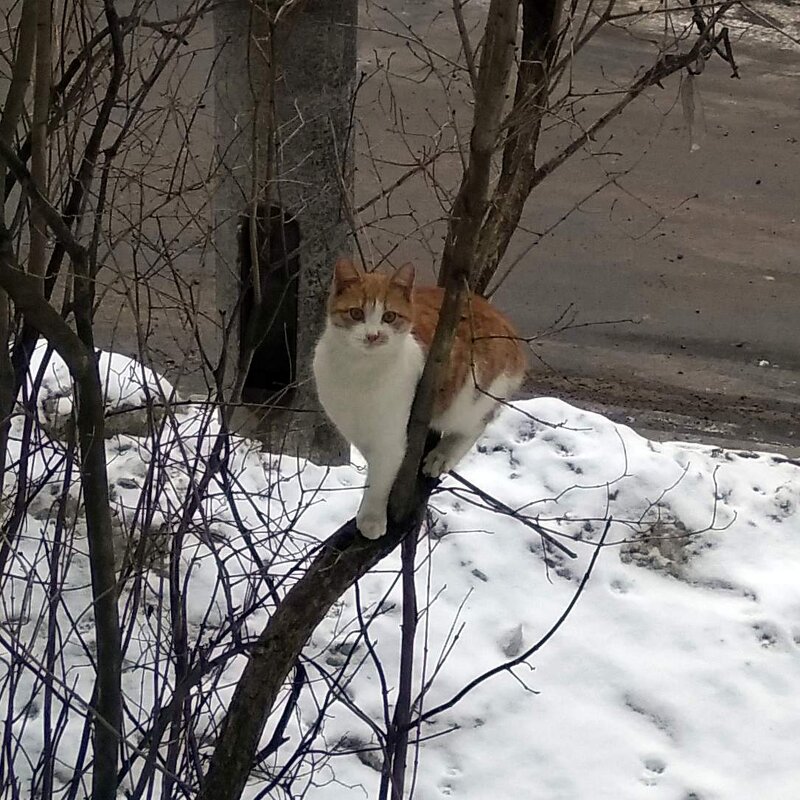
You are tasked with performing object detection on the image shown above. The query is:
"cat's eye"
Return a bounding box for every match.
[349,307,365,321]
[382,311,397,324]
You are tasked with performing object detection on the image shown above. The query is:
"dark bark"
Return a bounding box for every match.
[0,136,123,800]
[438,0,518,290]
[382,534,419,800]
[197,483,434,800]
[76,361,122,800]
[473,0,565,293]
[0,0,37,546]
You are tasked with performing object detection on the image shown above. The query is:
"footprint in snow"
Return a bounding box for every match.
[438,767,462,797]
[752,620,786,649]
[640,755,667,786]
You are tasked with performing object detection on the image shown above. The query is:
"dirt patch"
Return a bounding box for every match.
[523,368,800,455]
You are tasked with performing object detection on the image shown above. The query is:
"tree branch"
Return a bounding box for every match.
[0,5,126,785]
[378,533,419,800]
[0,225,89,376]
[0,0,38,519]
[472,0,736,294]
[0,139,86,266]
[28,0,52,289]
[473,0,565,293]
[438,0,518,289]
[452,0,479,91]
[0,221,121,800]
[196,490,434,800]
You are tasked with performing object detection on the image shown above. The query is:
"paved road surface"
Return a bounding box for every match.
[359,3,800,453]
[495,30,800,453]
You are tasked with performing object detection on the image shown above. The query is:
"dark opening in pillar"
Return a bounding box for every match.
[239,204,300,403]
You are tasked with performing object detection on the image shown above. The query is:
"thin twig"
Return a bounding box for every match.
[411,518,611,726]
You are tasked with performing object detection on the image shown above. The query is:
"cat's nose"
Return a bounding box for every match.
[366,332,380,343]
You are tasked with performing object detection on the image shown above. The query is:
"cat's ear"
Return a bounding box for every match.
[391,263,415,296]
[332,257,362,294]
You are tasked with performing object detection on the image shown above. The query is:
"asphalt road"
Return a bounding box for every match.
[495,29,800,453]
[359,4,800,453]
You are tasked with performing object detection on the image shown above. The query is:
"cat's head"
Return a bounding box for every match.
[327,258,415,352]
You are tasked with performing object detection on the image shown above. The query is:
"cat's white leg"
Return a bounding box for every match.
[356,440,406,539]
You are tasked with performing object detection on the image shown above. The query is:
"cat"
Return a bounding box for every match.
[313,257,528,539]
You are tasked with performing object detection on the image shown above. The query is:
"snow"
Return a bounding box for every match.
[26,339,176,416]
[2,351,800,799]
[611,0,800,53]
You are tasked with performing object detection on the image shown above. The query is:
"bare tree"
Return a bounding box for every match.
[198,0,743,797]
[0,0,764,798]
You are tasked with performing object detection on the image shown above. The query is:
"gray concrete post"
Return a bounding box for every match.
[213,0,356,464]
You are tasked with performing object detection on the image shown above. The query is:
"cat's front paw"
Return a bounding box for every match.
[356,508,387,540]
[422,449,454,478]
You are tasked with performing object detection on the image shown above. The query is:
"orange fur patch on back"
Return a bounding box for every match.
[411,286,527,414]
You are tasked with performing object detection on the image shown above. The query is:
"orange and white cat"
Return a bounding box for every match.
[313,258,527,539]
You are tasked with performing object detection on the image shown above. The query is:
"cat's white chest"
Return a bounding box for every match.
[313,329,425,455]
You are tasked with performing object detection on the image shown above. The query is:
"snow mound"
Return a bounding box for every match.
[307,399,800,800]
[2,377,799,799]
[22,341,177,438]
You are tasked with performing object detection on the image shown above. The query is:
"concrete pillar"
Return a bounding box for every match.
[213,0,356,464]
